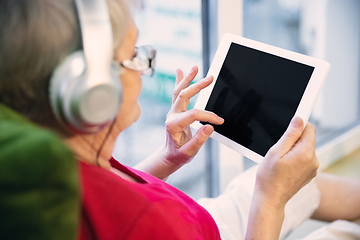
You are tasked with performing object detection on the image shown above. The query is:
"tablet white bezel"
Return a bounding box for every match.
[192,33,330,163]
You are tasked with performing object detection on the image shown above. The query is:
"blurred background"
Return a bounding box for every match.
[112,0,360,213]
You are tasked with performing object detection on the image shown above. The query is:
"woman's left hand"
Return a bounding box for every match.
[162,66,224,168]
[135,66,223,180]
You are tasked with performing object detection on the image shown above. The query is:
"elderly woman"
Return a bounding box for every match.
[1,0,360,240]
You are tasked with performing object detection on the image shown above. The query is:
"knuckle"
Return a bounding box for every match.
[210,111,218,120]
[165,114,172,124]
[287,129,301,141]
[178,90,187,99]
[165,120,174,131]
[165,119,170,126]
[189,109,199,119]
[303,153,314,165]
[165,122,171,131]
[173,89,178,97]
[194,136,204,146]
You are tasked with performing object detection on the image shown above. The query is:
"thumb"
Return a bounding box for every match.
[181,125,214,158]
[270,117,304,157]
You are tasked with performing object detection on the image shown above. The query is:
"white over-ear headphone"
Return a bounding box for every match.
[49,0,122,134]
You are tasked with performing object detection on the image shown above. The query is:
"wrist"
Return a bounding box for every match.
[135,145,185,180]
[253,185,288,211]
[159,144,185,169]
[246,190,286,240]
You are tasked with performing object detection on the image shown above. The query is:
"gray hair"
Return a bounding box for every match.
[0,0,132,135]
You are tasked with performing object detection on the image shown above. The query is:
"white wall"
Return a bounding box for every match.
[321,0,360,129]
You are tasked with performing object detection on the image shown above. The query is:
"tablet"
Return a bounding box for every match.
[192,33,330,163]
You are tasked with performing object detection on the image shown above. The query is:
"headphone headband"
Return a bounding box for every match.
[49,0,122,134]
[74,0,113,82]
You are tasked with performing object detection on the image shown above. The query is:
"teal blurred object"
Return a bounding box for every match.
[0,104,80,240]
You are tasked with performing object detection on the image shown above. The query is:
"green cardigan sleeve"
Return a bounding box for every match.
[0,105,80,240]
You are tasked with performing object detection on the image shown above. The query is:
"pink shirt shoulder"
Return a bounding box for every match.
[79,158,221,240]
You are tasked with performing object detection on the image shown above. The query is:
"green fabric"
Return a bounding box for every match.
[0,104,80,240]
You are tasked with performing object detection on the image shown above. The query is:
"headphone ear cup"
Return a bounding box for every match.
[49,51,84,132]
[49,51,122,133]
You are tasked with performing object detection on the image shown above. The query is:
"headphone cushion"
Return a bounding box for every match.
[49,51,122,133]
[79,84,120,125]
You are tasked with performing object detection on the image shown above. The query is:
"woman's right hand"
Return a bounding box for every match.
[255,117,319,209]
[245,117,319,240]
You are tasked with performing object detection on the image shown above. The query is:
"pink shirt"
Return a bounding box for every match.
[79,158,221,240]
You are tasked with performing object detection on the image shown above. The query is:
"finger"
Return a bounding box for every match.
[297,122,316,146]
[289,123,319,176]
[290,123,317,155]
[269,116,304,158]
[166,108,224,133]
[172,75,213,112]
[175,69,184,88]
[173,69,184,104]
[181,124,214,159]
[172,66,198,104]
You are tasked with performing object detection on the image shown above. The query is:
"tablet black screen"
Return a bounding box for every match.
[203,42,314,157]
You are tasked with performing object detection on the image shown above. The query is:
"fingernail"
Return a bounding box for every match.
[203,125,213,135]
[291,116,302,128]
[218,116,224,123]
[204,76,212,82]
[190,66,196,73]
